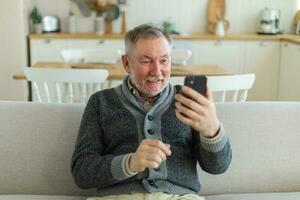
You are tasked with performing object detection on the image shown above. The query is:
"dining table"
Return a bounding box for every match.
[12,61,232,81]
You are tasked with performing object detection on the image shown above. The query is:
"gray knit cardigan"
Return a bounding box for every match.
[71,78,232,196]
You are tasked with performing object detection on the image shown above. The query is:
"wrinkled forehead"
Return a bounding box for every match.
[126,35,172,55]
[130,37,172,59]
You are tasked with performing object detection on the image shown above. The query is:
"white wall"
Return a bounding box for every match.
[32,0,299,34]
[0,0,32,101]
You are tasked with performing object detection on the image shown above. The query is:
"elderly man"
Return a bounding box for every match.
[71,24,232,200]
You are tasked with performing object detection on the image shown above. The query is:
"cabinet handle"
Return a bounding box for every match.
[45,39,51,44]
[284,42,288,47]
[259,41,268,47]
[98,40,105,45]
[215,40,222,46]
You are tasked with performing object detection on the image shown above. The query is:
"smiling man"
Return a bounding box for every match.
[71,24,232,200]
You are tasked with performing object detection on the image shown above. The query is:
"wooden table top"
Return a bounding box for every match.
[12,61,232,80]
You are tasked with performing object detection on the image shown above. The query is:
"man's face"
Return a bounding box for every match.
[123,37,171,98]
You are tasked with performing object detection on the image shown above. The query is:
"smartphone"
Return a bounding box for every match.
[184,75,207,96]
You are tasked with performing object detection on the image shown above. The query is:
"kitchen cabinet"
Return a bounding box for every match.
[30,39,124,64]
[192,40,244,74]
[66,39,125,52]
[278,42,300,101]
[244,40,280,101]
[30,39,67,64]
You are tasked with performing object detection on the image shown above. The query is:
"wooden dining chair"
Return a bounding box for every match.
[207,74,256,102]
[61,48,122,88]
[170,74,255,102]
[171,49,193,65]
[25,68,109,103]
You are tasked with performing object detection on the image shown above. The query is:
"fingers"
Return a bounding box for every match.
[146,139,171,156]
[206,86,214,102]
[181,86,208,105]
[130,139,171,172]
[175,86,220,137]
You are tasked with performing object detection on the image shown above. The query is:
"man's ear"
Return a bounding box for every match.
[121,55,131,73]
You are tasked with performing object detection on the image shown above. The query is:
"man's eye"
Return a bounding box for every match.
[161,59,169,64]
[141,60,151,64]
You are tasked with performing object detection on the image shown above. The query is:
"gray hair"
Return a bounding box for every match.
[124,24,172,56]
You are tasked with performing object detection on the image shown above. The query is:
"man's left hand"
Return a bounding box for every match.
[174,86,220,138]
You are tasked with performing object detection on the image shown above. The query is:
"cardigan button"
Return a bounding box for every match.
[148,180,157,188]
[147,115,154,121]
[147,129,155,135]
[154,167,160,172]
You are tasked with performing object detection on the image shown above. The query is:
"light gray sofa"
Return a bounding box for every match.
[0,101,299,200]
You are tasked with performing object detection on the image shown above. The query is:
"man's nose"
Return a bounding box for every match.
[150,61,162,75]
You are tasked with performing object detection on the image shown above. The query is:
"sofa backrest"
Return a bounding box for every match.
[0,101,93,196]
[199,102,300,195]
[0,101,300,195]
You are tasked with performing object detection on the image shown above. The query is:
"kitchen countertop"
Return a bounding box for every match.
[28,33,300,44]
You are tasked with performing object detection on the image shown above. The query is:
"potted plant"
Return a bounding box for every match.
[30,7,42,34]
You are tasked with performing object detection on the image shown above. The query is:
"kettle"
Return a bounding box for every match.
[42,15,60,33]
[258,8,281,34]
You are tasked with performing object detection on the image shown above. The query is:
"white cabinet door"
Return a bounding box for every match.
[192,40,244,74]
[67,39,125,53]
[30,39,125,65]
[278,42,300,101]
[30,39,67,64]
[244,40,280,101]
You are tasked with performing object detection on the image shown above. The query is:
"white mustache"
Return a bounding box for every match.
[145,76,165,82]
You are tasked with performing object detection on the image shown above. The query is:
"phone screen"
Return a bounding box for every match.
[184,75,207,96]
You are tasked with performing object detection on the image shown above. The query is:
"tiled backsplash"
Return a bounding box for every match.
[30,0,299,34]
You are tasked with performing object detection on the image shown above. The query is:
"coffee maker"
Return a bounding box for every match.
[258,8,281,35]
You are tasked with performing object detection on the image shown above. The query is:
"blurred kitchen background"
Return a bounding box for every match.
[1,0,300,101]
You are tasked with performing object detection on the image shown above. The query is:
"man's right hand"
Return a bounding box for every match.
[129,139,172,172]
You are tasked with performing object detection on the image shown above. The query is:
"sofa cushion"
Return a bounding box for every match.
[206,192,300,200]
[199,102,300,195]
[1,101,300,196]
[0,101,92,196]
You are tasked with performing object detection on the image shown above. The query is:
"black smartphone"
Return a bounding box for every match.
[184,75,207,96]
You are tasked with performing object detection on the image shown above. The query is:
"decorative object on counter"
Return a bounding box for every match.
[95,15,105,34]
[215,20,225,36]
[296,21,300,35]
[105,4,120,34]
[71,0,92,17]
[207,0,229,34]
[257,8,281,35]
[30,7,42,34]
[68,12,77,33]
[162,18,180,35]
[293,10,300,35]
[42,15,61,33]
[118,0,127,34]
[86,0,120,34]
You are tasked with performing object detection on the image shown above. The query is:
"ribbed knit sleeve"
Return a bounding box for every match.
[195,124,232,175]
[111,153,137,181]
[199,124,228,153]
[71,93,135,189]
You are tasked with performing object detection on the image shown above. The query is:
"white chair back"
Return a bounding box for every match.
[170,74,255,102]
[207,74,255,102]
[61,48,122,64]
[25,68,109,103]
[171,49,192,65]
